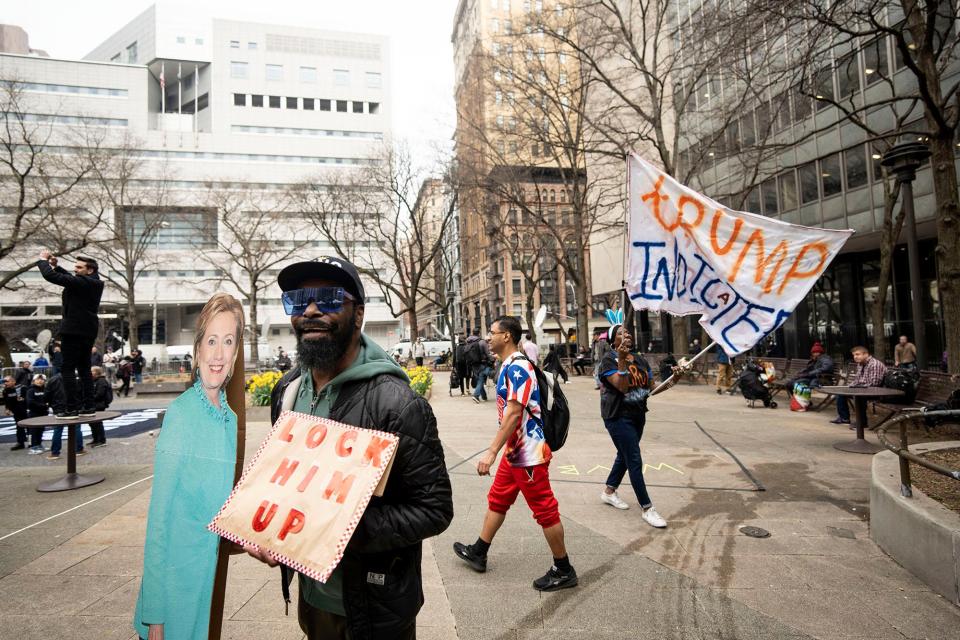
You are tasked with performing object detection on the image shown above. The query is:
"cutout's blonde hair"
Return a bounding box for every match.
[194,293,245,381]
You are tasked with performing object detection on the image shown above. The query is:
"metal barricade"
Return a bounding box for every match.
[875,409,960,498]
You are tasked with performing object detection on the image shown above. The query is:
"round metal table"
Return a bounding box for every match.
[18,412,120,491]
[819,387,904,454]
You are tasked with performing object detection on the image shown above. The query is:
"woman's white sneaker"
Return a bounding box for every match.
[600,490,629,510]
[642,507,667,528]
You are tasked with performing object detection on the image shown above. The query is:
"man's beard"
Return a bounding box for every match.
[295,311,357,372]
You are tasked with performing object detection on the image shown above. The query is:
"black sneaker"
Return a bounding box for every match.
[10,443,26,451]
[532,565,578,592]
[453,542,487,573]
[56,411,79,420]
[79,408,96,418]
[91,441,108,448]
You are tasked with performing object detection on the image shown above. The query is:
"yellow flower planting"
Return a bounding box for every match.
[407,366,433,397]
[247,370,283,406]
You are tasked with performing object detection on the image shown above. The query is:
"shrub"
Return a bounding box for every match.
[407,366,433,397]
[247,370,283,406]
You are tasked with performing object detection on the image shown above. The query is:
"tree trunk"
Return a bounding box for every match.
[407,309,419,343]
[126,289,139,351]
[929,135,960,373]
[871,181,904,362]
[574,277,590,351]
[248,285,260,363]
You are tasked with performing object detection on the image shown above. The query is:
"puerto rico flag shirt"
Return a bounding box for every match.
[497,352,551,468]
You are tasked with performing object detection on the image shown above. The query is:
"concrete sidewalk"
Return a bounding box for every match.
[1,378,958,639]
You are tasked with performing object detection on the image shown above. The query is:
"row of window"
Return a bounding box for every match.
[490,42,567,65]
[492,139,556,158]
[140,269,224,277]
[490,19,565,38]
[731,143,888,217]
[50,144,374,167]
[231,93,381,114]
[229,62,381,88]
[492,67,565,86]
[232,125,383,140]
[490,0,565,14]
[16,112,128,127]
[19,81,127,98]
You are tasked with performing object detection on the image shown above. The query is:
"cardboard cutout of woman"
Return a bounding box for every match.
[134,293,244,640]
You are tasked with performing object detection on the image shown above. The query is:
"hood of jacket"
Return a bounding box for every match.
[325,334,409,389]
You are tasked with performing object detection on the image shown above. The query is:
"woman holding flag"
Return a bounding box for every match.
[597,311,667,529]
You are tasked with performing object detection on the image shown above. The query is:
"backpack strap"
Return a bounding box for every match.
[512,354,546,425]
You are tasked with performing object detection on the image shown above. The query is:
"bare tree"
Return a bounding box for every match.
[0,78,103,364]
[293,144,458,342]
[546,0,798,352]
[772,0,959,370]
[196,188,313,362]
[456,6,630,348]
[82,133,173,350]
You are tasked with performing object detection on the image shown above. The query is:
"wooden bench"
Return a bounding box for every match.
[870,371,959,429]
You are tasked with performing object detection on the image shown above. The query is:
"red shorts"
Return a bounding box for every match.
[487,456,560,528]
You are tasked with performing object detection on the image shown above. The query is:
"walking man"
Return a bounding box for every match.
[894,335,918,368]
[245,256,453,639]
[413,337,426,367]
[715,345,732,394]
[453,315,578,592]
[36,251,103,419]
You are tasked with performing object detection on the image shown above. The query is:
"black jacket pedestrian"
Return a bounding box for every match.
[26,386,50,418]
[44,374,67,415]
[270,367,453,640]
[14,367,32,387]
[36,260,104,338]
[131,353,146,376]
[93,376,113,411]
[2,385,27,421]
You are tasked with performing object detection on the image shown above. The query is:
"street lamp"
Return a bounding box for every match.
[881,141,931,368]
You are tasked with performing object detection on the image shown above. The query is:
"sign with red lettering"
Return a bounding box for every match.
[208,411,399,582]
[626,153,853,355]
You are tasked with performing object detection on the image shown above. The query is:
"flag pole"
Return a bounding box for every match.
[650,341,717,397]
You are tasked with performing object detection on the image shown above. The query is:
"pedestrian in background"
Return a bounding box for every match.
[3,375,28,451]
[45,373,84,460]
[88,366,113,447]
[715,345,732,395]
[25,374,50,454]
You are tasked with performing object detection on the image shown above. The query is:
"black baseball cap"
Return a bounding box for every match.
[278,257,365,304]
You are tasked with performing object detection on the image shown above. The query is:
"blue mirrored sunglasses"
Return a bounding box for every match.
[281,287,355,316]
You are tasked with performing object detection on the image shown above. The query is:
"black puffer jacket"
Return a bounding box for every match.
[36,260,103,337]
[270,368,453,639]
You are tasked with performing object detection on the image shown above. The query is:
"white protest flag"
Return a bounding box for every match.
[626,153,853,355]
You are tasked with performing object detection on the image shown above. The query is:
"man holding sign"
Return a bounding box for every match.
[245,257,453,640]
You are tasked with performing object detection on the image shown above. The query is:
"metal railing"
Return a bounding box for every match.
[876,409,960,498]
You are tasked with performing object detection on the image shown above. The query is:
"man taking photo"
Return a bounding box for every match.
[36,250,103,419]
[246,256,453,640]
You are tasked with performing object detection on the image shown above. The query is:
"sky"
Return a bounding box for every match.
[3,0,458,168]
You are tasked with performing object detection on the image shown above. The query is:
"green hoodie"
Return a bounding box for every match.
[292,333,409,616]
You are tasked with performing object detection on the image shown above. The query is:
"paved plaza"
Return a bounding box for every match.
[1,377,959,639]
